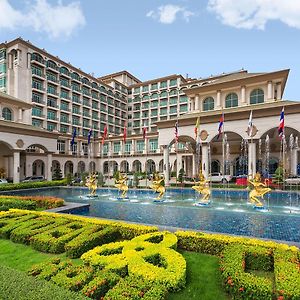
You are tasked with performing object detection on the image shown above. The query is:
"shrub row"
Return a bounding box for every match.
[0,195,64,211]
[82,231,186,291]
[0,179,67,191]
[175,230,298,255]
[0,210,157,257]
[220,244,300,300]
[0,264,88,300]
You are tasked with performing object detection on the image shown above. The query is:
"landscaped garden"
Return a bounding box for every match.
[0,204,299,300]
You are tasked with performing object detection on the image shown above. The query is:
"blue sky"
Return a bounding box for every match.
[1,0,300,100]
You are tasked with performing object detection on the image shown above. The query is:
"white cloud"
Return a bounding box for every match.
[146,4,194,24]
[208,0,300,30]
[0,0,85,38]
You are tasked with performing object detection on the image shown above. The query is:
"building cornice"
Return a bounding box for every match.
[0,92,32,109]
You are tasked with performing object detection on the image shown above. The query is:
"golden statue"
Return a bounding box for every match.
[0,168,6,179]
[248,172,271,207]
[114,173,128,198]
[85,173,98,196]
[192,171,211,203]
[150,173,165,200]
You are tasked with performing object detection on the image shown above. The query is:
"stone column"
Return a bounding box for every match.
[276,82,282,100]
[18,108,23,122]
[248,141,256,177]
[47,153,53,181]
[176,154,182,177]
[216,90,221,109]
[195,95,199,111]
[267,81,273,100]
[241,86,246,105]
[162,145,170,186]
[13,151,20,183]
[201,143,209,179]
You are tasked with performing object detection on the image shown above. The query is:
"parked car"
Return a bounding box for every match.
[22,176,45,182]
[0,178,8,184]
[284,176,300,185]
[209,173,232,183]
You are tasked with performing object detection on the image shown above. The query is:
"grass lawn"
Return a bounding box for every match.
[168,251,229,300]
[0,239,229,299]
[0,239,81,272]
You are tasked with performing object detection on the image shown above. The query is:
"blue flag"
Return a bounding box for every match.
[88,128,93,144]
[71,128,77,146]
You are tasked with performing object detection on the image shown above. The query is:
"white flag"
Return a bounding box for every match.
[247,110,253,137]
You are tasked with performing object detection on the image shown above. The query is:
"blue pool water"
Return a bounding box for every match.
[8,187,300,243]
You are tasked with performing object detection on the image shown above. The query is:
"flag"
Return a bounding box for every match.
[71,128,76,146]
[194,117,200,140]
[101,124,108,145]
[142,122,147,140]
[174,121,179,142]
[123,123,127,143]
[278,107,284,139]
[217,113,224,139]
[246,110,254,137]
[87,128,92,144]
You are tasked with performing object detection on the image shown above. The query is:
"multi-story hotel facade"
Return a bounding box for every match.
[0,38,300,184]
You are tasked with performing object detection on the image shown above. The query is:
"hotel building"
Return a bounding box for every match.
[0,37,299,184]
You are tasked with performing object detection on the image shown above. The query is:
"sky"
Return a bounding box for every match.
[0,0,300,100]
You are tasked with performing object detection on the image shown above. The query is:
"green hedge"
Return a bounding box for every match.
[0,198,37,211]
[104,275,167,300]
[0,179,67,191]
[0,265,88,300]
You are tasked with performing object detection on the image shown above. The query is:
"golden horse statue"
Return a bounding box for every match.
[85,173,98,196]
[192,171,211,203]
[248,173,271,207]
[150,173,165,200]
[114,173,128,198]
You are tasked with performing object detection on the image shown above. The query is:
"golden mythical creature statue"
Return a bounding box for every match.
[0,168,6,179]
[248,172,271,207]
[192,171,211,204]
[150,173,165,200]
[85,173,98,196]
[114,173,128,198]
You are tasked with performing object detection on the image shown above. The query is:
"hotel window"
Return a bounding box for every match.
[57,140,66,153]
[32,79,43,90]
[160,100,167,106]
[47,122,56,131]
[137,140,145,153]
[47,110,56,120]
[47,84,57,95]
[142,85,149,92]
[0,63,6,74]
[103,143,109,155]
[71,72,80,81]
[0,49,6,60]
[72,117,79,125]
[47,72,57,82]
[151,93,158,100]
[151,101,158,108]
[180,95,188,103]
[134,87,140,94]
[169,79,177,87]
[32,107,42,117]
[72,94,80,103]
[0,77,6,88]
[160,81,167,89]
[169,97,177,105]
[60,66,70,77]
[225,93,238,108]
[160,91,167,98]
[2,107,13,121]
[151,83,158,90]
[180,104,188,112]
[114,142,121,154]
[169,90,177,96]
[60,113,69,123]
[47,97,57,108]
[149,139,158,152]
[82,142,88,156]
[160,108,167,115]
[250,89,264,104]
[32,65,43,77]
[170,106,177,114]
[47,60,58,70]
[32,118,42,127]
[125,142,131,153]
[61,89,69,99]
[142,95,149,101]
[203,97,214,111]
[60,125,69,134]
[60,101,69,111]
[151,109,158,117]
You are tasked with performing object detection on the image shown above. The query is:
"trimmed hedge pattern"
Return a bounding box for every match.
[0,210,157,257]
[82,231,186,291]
[0,264,88,300]
[0,179,67,191]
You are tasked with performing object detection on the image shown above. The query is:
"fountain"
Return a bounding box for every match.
[192,170,211,206]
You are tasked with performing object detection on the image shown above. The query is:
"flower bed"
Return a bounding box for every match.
[0,195,64,211]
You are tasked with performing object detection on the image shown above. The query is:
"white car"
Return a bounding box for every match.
[209,173,232,183]
[284,176,300,185]
[22,176,45,182]
[0,178,8,184]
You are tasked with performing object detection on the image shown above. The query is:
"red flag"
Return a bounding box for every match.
[101,124,107,145]
[143,123,147,140]
[123,123,127,143]
[174,121,179,142]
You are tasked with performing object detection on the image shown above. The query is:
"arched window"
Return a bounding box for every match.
[250,89,264,104]
[2,107,13,121]
[225,93,238,108]
[203,97,214,111]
